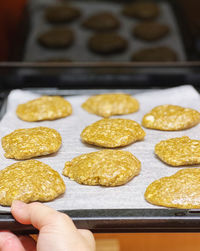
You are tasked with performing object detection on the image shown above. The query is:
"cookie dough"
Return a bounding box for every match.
[45,5,81,24]
[0,160,65,206]
[81,118,145,148]
[82,93,139,117]
[155,136,200,166]
[145,168,200,209]
[131,46,177,62]
[16,96,72,122]
[63,150,141,186]
[82,12,120,31]
[133,22,169,41]
[122,2,160,20]
[88,33,128,54]
[142,105,200,130]
[37,27,74,49]
[2,127,62,160]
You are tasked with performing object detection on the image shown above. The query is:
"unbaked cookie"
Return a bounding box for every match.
[2,127,62,160]
[16,96,72,122]
[145,168,200,209]
[82,93,139,117]
[37,27,74,49]
[131,47,177,62]
[82,12,120,31]
[88,33,128,54]
[142,105,200,130]
[81,118,145,148]
[63,149,141,186]
[155,136,200,166]
[133,22,169,41]
[45,5,81,24]
[122,2,160,20]
[0,160,65,206]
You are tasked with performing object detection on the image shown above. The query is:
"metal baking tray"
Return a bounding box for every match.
[0,87,200,234]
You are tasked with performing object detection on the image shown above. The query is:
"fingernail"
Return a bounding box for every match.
[11,200,26,211]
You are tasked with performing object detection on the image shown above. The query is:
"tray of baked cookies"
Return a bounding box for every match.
[0,85,200,233]
[23,0,186,63]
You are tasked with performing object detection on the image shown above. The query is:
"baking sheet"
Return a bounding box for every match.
[23,0,186,62]
[0,85,199,212]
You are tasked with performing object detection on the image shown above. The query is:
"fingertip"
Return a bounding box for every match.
[11,200,29,225]
[11,200,27,212]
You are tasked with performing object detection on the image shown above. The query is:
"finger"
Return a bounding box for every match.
[18,235,36,251]
[78,229,96,250]
[0,231,25,251]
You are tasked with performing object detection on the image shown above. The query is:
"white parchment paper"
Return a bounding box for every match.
[24,0,186,62]
[0,85,199,211]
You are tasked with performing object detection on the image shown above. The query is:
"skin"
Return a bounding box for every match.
[0,200,95,251]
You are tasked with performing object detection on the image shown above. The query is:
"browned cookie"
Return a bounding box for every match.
[45,5,81,24]
[133,22,169,41]
[131,47,177,62]
[88,33,128,55]
[82,12,120,31]
[38,27,74,49]
[122,2,160,20]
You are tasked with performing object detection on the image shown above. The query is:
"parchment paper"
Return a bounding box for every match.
[0,85,199,211]
[24,0,186,62]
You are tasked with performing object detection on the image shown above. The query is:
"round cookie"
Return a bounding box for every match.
[131,46,177,62]
[122,2,160,20]
[82,12,120,31]
[88,33,128,55]
[63,150,141,186]
[145,168,200,209]
[82,93,139,118]
[37,27,74,49]
[2,127,62,160]
[16,96,72,122]
[133,22,169,41]
[155,136,200,166]
[0,160,65,206]
[45,5,81,24]
[81,118,145,148]
[142,105,200,131]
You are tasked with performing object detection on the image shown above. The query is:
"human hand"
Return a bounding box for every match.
[0,201,95,251]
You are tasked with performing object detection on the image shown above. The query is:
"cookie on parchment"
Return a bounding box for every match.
[37,27,74,49]
[16,96,72,122]
[131,46,177,62]
[122,2,160,20]
[142,105,200,130]
[63,150,141,186]
[45,5,81,24]
[133,22,169,41]
[82,12,120,31]
[0,160,65,206]
[82,93,139,118]
[88,33,128,55]
[2,127,62,160]
[155,136,200,166]
[145,168,200,209]
[81,118,145,148]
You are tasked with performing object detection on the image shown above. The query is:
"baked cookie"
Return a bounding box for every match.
[142,105,200,131]
[145,168,200,209]
[0,160,65,206]
[81,118,145,148]
[88,33,128,55]
[16,96,72,122]
[155,136,200,166]
[37,27,74,49]
[82,93,139,117]
[63,149,141,186]
[2,127,62,160]
[122,2,160,20]
[133,22,169,41]
[45,5,81,24]
[82,12,120,31]
[131,46,177,62]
